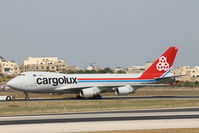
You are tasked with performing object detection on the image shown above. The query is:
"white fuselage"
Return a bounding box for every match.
[7,71,158,93]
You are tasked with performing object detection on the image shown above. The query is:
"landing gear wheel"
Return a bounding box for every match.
[25,97,29,100]
[76,95,84,99]
[91,94,102,99]
[6,96,12,101]
[24,92,29,100]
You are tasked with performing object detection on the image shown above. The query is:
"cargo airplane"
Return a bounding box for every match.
[7,47,178,100]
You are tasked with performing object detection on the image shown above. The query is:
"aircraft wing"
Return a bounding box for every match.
[54,83,168,93]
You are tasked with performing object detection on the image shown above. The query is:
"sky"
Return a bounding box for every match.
[0,0,199,68]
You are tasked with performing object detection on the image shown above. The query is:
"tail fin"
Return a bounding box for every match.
[140,47,178,79]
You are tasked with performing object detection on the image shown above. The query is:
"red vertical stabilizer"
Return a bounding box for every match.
[140,47,178,79]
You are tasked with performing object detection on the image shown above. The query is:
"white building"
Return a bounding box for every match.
[0,56,18,75]
[23,57,65,65]
[124,66,145,73]
[22,57,75,73]
[85,65,100,71]
[173,66,199,82]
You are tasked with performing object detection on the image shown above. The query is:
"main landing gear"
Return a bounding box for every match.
[24,92,29,100]
[91,94,102,99]
[76,94,102,99]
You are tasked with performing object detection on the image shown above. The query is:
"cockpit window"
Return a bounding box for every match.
[19,74,25,76]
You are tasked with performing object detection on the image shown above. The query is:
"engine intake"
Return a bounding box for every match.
[115,85,136,95]
[80,87,100,98]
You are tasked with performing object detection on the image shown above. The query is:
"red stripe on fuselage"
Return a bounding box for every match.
[78,78,138,80]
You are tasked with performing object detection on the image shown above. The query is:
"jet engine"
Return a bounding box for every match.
[80,87,101,98]
[115,85,136,95]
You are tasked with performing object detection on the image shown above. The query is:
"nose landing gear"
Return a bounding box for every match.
[24,92,29,100]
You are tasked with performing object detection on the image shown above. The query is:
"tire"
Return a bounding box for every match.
[25,97,29,100]
[76,95,84,99]
[6,96,12,101]
[90,94,102,99]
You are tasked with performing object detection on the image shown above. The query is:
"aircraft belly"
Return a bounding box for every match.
[26,84,55,93]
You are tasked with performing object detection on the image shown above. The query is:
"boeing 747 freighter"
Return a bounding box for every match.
[7,47,178,100]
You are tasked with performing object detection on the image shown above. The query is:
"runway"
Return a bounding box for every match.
[2,95,199,102]
[1,107,199,132]
[1,107,199,125]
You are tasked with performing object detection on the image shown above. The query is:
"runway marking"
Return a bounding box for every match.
[1,107,199,125]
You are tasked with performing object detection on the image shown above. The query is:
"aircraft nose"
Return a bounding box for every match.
[7,79,18,89]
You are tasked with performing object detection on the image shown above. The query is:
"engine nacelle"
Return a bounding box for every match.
[115,85,136,95]
[80,87,100,98]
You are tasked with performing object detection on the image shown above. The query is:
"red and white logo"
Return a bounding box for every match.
[156,56,169,71]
